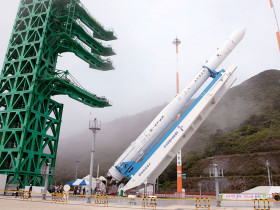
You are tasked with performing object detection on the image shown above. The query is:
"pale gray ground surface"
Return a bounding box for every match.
[1,196,280,210]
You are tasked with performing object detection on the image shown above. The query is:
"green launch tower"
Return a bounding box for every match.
[0,0,116,188]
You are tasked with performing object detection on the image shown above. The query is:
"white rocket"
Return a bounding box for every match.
[108,28,246,182]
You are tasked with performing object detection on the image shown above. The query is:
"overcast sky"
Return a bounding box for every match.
[0,0,279,138]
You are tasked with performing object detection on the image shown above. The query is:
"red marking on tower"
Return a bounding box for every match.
[173,37,183,193]
[268,0,280,51]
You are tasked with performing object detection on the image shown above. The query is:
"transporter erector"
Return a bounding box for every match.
[108,28,245,192]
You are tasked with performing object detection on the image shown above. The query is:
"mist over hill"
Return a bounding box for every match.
[163,69,280,192]
[54,105,166,183]
[53,70,280,187]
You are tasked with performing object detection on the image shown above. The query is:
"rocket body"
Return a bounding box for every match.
[108,28,245,182]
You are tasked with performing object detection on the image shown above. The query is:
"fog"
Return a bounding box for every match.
[0,1,279,140]
[53,70,280,182]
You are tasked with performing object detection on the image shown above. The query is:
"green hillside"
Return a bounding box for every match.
[54,69,280,193]
[159,70,280,192]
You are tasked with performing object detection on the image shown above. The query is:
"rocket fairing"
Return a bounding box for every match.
[108,28,246,182]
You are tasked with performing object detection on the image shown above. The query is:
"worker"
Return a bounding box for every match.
[28,184,32,198]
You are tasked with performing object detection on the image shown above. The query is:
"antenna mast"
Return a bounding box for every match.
[87,118,101,203]
[173,37,183,193]
[269,0,280,51]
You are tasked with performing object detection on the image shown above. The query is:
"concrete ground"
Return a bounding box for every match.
[1,196,280,210]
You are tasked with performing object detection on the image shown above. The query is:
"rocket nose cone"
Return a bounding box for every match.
[229,27,246,43]
[236,27,246,39]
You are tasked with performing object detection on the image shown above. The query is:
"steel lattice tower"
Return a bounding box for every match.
[0,0,116,188]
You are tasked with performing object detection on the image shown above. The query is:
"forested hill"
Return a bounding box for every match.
[54,70,280,192]
[161,70,280,192]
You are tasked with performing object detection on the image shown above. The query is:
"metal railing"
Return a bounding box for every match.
[53,69,111,104]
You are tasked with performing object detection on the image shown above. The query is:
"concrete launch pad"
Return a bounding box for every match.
[2,196,280,210]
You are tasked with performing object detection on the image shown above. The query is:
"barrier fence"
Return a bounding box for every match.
[142,196,157,210]
[94,195,108,207]
[0,189,279,199]
[253,199,270,210]
[195,198,210,210]
[19,191,32,201]
[51,193,68,204]
[1,189,280,209]
[0,189,216,200]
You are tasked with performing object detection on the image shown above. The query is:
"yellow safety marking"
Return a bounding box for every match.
[94,195,109,207]
[142,197,157,210]
[253,199,270,210]
[195,198,210,210]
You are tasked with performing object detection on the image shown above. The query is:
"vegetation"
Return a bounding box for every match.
[159,70,280,192]
[54,69,280,193]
